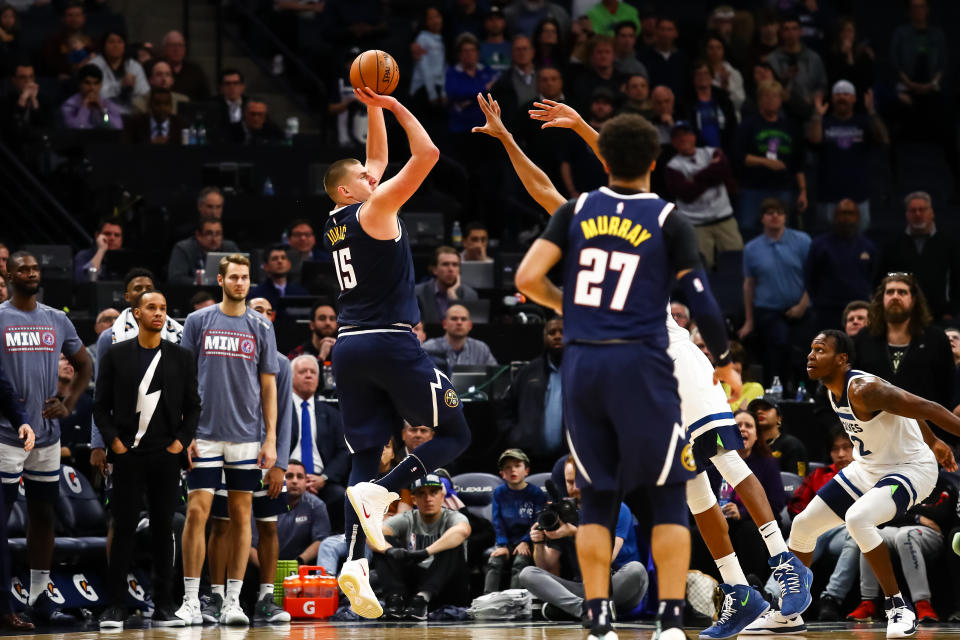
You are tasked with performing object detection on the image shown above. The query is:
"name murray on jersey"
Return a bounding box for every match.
[579,208,653,247]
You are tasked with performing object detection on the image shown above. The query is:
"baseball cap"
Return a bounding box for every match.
[498,448,530,467]
[832,80,856,96]
[411,473,444,492]
[670,120,695,136]
[485,5,504,18]
[747,395,782,413]
[711,5,735,20]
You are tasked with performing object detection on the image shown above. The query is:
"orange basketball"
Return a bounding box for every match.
[349,49,400,95]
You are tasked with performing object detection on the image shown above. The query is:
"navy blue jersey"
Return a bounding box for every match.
[322,203,421,327]
[540,186,700,344]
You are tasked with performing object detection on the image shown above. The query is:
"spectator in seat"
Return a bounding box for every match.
[230,99,284,145]
[288,301,337,362]
[289,355,349,532]
[415,246,479,324]
[445,34,498,135]
[0,243,7,274]
[519,457,648,621]
[879,192,960,321]
[122,88,185,145]
[478,6,510,73]
[785,427,859,621]
[0,5,20,77]
[249,246,309,308]
[765,15,827,119]
[445,0,484,43]
[532,18,567,71]
[89,31,149,116]
[484,448,546,593]
[853,273,955,443]
[409,7,448,113]
[401,422,434,458]
[166,216,240,285]
[704,33,745,116]
[670,302,690,330]
[422,304,497,368]
[57,353,93,465]
[497,317,565,471]
[750,10,779,65]
[490,35,537,129]
[842,300,869,337]
[570,36,621,114]
[617,73,653,118]
[683,60,737,156]
[40,1,93,78]
[586,0,639,38]
[215,68,247,130]
[824,18,875,98]
[611,22,646,77]
[664,120,741,269]
[805,200,877,331]
[160,30,209,100]
[85,307,119,378]
[61,64,123,130]
[691,327,713,365]
[649,85,676,144]
[640,18,690,101]
[722,340,764,411]
[560,87,614,197]
[733,80,807,233]
[807,81,888,230]
[461,222,492,263]
[0,64,55,147]
[190,291,215,311]
[287,219,326,263]
[739,198,813,392]
[503,0,570,40]
[251,460,330,566]
[132,60,189,115]
[74,218,124,282]
[377,474,473,621]
[747,396,807,476]
[0,277,6,305]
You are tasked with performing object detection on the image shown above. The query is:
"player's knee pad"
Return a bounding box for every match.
[710,449,752,487]
[651,483,689,527]
[579,486,620,528]
[787,498,838,554]
[844,493,892,552]
[685,472,717,515]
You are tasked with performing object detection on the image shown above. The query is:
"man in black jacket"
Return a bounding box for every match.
[497,317,565,471]
[94,290,201,629]
[853,273,956,444]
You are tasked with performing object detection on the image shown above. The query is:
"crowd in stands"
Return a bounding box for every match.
[2,0,960,629]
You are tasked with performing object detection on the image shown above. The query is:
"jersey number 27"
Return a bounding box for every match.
[574,248,639,311]
[332,248,357,291]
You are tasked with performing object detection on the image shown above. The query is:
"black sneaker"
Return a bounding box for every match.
[99,605,126,630]
[384,594,405,621]
[403,595,428,621]
[542,602,580,622]
[201,593,223,624]
[152,605,186,627]
[818,595,842,622]
[24,591,77,626]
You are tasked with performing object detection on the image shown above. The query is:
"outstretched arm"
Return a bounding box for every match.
[355,88,439,238]
[528,99,600,159]
[365,101,388,182]
[855,378,960,440]
[472,93,566,214]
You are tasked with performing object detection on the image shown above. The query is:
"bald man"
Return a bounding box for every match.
[160,30,209,100]
[422,305,497,369]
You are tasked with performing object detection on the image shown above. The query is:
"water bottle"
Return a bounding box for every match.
[101,110,111,128]
[285,117,299,145]
[795,381,807,402]
[451,220,462,246]
[770,375,783,403]
[188,123,197,146]
[263,178,275,196]
[322,361,335,391]
[718,479,733,507]
[181,127,191,146]
[195,268,205,285]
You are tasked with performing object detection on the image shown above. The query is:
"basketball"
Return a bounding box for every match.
[349,49,400,95]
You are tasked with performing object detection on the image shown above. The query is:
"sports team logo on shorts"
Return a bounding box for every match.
[444,389,459,408]
[201,330,257,361]
[681,443,696,472]
[3,325,57,353]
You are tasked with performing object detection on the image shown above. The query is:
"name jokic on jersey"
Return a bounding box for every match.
[202,329,257,361]
[3,325,57,353]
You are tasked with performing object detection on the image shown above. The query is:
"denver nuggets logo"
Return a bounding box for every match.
[680,443,696,472]
[240,338,255,355]
[41,331,55,346]
[444,389,459,408]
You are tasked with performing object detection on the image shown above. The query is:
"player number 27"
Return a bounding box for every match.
[573,248,639,311]
[332,247,357,291]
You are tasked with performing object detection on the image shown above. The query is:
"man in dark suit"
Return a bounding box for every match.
[289,355,349,532]
[214,68,248,133]
[166,216,240,285]
[123,88,185,145]
[414,246,479,324]
[93,290,201,629]
[229,99,284,146]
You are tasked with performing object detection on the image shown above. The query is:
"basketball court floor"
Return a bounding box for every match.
[6,621,960,639]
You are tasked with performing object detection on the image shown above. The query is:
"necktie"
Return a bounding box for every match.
[300,400,314,474]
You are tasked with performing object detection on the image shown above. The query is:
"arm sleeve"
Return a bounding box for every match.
[539,198,578,251]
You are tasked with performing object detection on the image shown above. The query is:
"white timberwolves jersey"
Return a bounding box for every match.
[827,370,933,467]
[666,304,690,345]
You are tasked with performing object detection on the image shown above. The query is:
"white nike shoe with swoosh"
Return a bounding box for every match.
[740,610,806,634]
[338,558,383,619]
[346,482,399,552]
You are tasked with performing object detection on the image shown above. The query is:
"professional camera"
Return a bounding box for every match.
[535,479,579,532]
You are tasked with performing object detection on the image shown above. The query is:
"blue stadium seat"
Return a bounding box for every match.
[780,471,803,497]
[59,465,107,537]
[526,472,551,492]
[452,472,503,522]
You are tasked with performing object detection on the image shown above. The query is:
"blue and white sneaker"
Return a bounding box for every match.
[740,609,806,634]
[700,584,770,639]
[769,552,812,617]
[885,595,918,638]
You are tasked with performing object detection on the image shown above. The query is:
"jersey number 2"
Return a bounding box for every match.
[332,247,357,291]
[573,248,639,311]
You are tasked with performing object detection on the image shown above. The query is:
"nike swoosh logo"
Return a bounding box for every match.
[363,505,370,518]
[741,594,749,606]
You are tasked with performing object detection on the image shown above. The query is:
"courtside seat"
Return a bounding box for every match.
[526,473,551,492]
[452,472,503,523]
[780,471,803,497]
[60,466,107,537]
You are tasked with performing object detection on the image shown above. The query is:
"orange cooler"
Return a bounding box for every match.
[282,566,339,619]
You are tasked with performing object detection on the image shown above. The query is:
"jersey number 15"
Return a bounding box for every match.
[332,248,357,291]
[574,248,639,311]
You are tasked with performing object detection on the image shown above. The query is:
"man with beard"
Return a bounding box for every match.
[852,273,956,445]
[805,200,877,331]
[287,301,337,362]
[0,252,92,625]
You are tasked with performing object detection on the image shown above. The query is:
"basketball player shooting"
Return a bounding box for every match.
[322,87,471,619]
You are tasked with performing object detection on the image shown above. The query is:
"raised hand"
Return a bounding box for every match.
[471,93,510,140]
[528,99,585,130]
[353,86,398,111]
[813,92,829,117]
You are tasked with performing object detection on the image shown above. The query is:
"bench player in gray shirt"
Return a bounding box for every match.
[0,252,92,625]
[176,254,279,626]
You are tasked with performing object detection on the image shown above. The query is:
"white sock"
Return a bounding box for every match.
[226,578,243,602]
[29,569,51,606]
[260,584,275,600]
[759,520,789,556]
[212,584,225,598]
[715,553,748,587]
[183,577,200,604]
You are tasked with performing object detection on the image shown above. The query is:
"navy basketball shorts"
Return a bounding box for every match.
[562,342,694,493]
[332,328,465,452]
[212,470,287,522]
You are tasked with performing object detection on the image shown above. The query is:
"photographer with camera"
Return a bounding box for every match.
[519,457,649,621]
